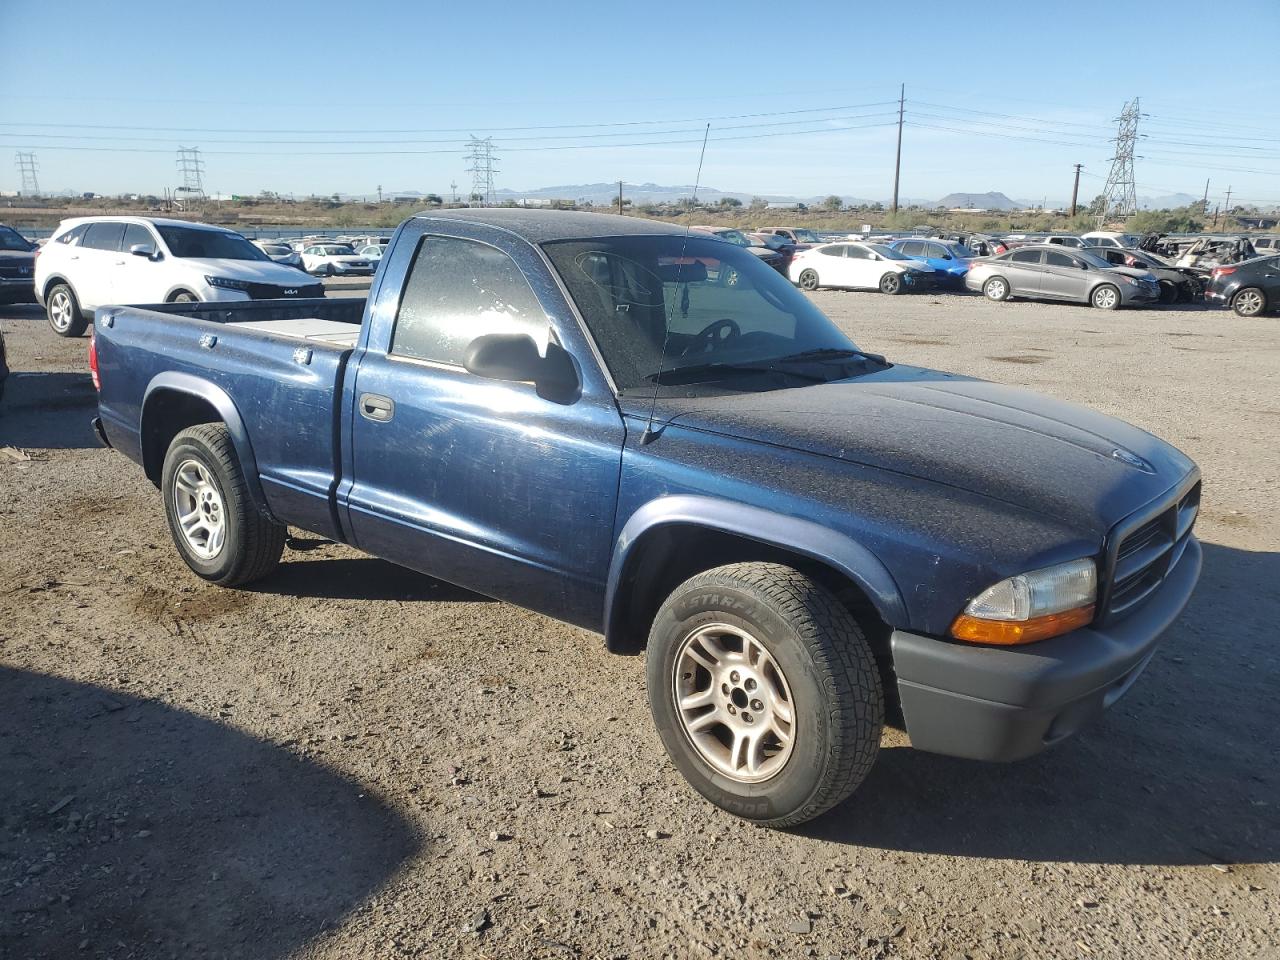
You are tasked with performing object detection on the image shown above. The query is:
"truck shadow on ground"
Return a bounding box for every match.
[805,541,1280,867]
[0,371,98,449]
[0,667,420,959]
[255,555,492,603]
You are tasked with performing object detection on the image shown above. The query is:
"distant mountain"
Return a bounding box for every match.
[1139,192,1199,210]
[937,191,1018,210]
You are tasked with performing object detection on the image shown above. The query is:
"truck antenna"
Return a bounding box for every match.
[641,122,711,445]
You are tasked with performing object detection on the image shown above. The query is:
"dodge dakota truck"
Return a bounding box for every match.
[92,210,1202,827]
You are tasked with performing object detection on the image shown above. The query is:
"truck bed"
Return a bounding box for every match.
[94,297,367,542]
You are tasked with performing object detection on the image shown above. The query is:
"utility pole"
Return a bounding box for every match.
[617,180,623,216]
[891,83,904,214]
[1069,163,1082,217]
[450,180,458,204]
[377,184,382,203]
[1212,204,1221,229]
[1201,178,1210,214]
[1223,185,1233,214]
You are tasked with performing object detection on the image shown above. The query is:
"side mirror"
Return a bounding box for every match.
[869,253,880,261]
[464,333,580,403]
[130,243,157,259]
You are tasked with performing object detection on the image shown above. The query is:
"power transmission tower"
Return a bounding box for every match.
[175,146,207,208]
[464,136,498,205]
[15,152,40,197]
[1096,98,1141,226]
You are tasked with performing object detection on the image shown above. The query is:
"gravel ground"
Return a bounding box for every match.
[1,286,1277,960]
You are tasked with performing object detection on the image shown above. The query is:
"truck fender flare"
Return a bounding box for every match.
[141,371,274,518]
[604,494,908,645]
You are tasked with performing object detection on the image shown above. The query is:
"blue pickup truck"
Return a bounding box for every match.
[92,209,1202,827]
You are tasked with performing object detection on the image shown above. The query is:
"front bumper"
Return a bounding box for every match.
[891,536,1201,762]
[0,277,35,300]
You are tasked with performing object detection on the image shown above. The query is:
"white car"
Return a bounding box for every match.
[356,244,384,262]
[1082,231,1143,249]
[788,241,935,295]
[300,243,374,277]
[34,216,324,337]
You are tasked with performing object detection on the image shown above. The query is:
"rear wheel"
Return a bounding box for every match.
[646,562,883,828]
[161,423,286,586]
[983,276,1010,302]
[879,272,903,295]
[1232,287,1267,318]
[1091,284,1121,310]
[798,269,819,291]
[46,283,88,337]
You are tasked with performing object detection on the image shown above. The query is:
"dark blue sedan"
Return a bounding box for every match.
[888,238,974,287]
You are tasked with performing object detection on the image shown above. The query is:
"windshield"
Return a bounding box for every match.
[157,225,268,261]
[868,244,910,261]
[0,226,33,251]
[261,244,290,255]
[792,229,823,243]
[715,230,752,246]
[542,234,859,390]
[322,245,355,255]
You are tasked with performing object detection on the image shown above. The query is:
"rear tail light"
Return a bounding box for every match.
[1211,265,1236,277]
[88,329,100,391]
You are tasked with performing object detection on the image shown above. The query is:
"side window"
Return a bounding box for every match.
[846,246,869,260]
[820,245,845,258]
[1045,251,1075,268]
[1010,250,1042,264]
[391,236,548,367]
[122,224,153,251]
[928,243,951,259]
[900,241,925,256]
[81,222,126,251]
[57,223,89,246]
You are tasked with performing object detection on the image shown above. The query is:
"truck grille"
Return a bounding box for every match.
[1107,482,1199,619]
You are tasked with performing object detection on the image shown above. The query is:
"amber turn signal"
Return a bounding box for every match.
[950,604,1095,646]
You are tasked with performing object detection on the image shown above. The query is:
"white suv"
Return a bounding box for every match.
[35,216,321,337]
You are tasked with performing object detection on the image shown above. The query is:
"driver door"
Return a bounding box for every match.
[843,244,882,288]
[345,230,626,627]
[112,223,164,304]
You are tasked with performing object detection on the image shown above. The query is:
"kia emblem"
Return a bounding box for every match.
[283,288,297,295]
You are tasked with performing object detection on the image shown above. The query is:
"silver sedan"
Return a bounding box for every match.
[965,245,1160,309]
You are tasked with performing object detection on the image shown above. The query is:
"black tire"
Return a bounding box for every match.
[797,269,819,291]
[169,290,198,304]
[1232,287,1267,318]
[983,276,1010,302]
[1091,283,1121,310]
[161,423,286,586]
[45,282,88,337]
[646,562,883,828]
[1158,280,1178,305]
[879,272,903,295]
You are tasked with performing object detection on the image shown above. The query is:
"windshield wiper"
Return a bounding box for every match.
[770,347,889,365]
[645,361,830,385]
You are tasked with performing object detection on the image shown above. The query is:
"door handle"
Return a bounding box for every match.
[359,393,395,422]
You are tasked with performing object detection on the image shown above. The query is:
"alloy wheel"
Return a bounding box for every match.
[672,623,796,783]
[49,291,73,331]
[172,459,226,560]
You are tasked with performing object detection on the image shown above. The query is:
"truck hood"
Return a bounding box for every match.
[184,258,312,283]
[656,365,1194,534]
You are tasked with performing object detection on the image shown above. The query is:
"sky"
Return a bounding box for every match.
[2,0,1279,207]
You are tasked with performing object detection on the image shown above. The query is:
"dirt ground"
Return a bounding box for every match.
[1,285,1277,960]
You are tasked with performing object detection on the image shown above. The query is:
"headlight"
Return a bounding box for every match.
[205,276,250,291]
[950,558,1097,646]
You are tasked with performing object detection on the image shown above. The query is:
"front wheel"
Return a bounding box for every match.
[161,423,286,586]
[646,562,884,828]
[1232,287,1267,318]
[169,290,198,304]
[879,272,903,295]
[1091,283,1121,310]
[797,269,819,291]
[46,283,88,337]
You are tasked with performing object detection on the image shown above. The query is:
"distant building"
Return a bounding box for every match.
[766,201,803,210]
